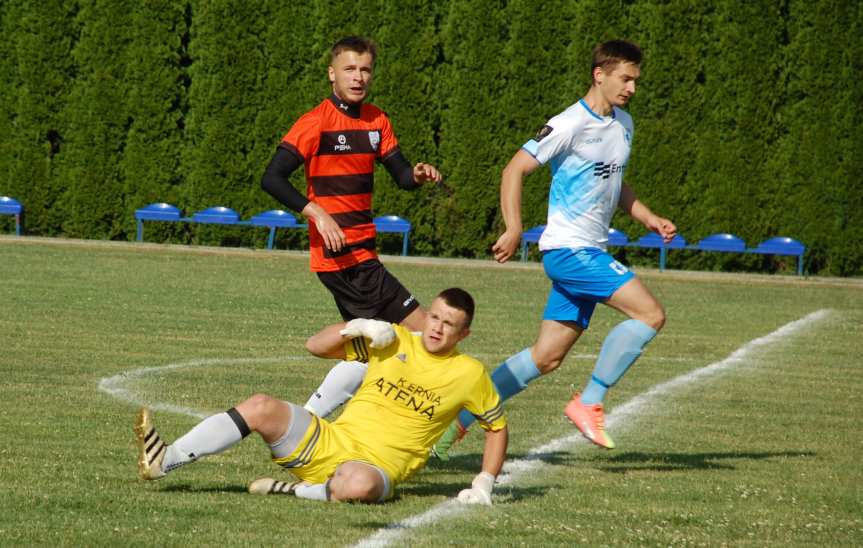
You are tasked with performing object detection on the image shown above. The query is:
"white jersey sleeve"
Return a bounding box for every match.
[521,113,581,166]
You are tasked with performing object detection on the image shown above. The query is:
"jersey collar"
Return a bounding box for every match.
[578,98,616,121]
[329,93,362,119]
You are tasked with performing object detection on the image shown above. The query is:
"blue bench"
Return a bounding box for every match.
[520,225,631,262]
[374,215,411,256]
[521,226,806,275]
[250,210,305,250]
[745,236,805,276]
[191,206,241,225]
[135,204,413,255]
[686,233,804,275]
[0,196,24,236]
[134,203,307,250]
[519,225,545,261]
[632,232,689,271]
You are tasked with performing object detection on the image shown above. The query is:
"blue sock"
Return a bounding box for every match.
[458,348,541,429]
[581,319,657,404]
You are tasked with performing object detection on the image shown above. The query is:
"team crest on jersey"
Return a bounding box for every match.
[534,125,553,142]
[397,353,407,363]
[368,130,381,151]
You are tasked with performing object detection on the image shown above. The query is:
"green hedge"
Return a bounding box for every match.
[1,0,860,275]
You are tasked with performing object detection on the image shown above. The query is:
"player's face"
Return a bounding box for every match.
[422,298,470,355]
[596,61,640,107]
[328,50,374,105]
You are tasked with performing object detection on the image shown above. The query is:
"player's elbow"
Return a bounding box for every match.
[304,329,344,359]
[304,335,326,357]
[501,162,520,183]
[502,149,538,180]
[491,425,509,445]
[489,426,509,451]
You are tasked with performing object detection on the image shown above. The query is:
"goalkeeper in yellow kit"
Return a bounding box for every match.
[134,288,508,504]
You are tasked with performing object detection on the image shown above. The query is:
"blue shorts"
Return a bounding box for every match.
[541,247,635,329]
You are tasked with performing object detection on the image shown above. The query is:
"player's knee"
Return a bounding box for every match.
[532,352,564,375]
[330,470,381,503]
[238,393,280,424]
[629,301,666,331]
[345,475,380,502]
[644,305,666,331]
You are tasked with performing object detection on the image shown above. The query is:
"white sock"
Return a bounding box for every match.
[304,360,368,417]
[294,481,329,501]
[161,412,246,472]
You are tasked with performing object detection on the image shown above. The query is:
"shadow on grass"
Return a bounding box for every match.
[424,450,574,473]
[395,480,549,503]
[160,483,250,494]
[424,448,817,477]
[597,450,817,473]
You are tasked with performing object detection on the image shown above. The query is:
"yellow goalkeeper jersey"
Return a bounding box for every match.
[332,324,506,483]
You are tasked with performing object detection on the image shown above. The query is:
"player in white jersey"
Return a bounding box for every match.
[434,40,676,458]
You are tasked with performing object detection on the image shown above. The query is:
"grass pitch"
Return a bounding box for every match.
[1,237,861,547]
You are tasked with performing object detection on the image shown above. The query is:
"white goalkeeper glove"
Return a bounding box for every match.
[339,318,396,349]
[456,471,495,506]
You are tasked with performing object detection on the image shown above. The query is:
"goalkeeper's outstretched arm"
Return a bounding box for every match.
[305,323,349,359]
[457,426,508,505]
[305,319,397,358]
[481,426,508,477]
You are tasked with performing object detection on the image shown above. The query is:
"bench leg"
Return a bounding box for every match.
[267,227,276,250]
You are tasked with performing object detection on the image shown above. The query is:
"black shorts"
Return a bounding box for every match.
[316,259,420,323]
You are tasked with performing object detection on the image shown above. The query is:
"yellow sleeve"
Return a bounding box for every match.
[343,336,371,364]
[462,362,507,432]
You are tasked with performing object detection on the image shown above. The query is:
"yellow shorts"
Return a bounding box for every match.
[271,412,394,498]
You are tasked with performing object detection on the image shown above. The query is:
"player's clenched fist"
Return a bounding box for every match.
[339,319,396,348]
[456,471,495,505]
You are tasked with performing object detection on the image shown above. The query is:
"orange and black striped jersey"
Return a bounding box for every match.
[281,95,400,272]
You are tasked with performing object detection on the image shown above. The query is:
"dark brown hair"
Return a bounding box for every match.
[330,36,377,64]
[437,288,475,328]
[591,39,642,76]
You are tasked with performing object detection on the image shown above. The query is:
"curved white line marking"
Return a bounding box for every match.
[98,356,308,419]
[353,309,832,548]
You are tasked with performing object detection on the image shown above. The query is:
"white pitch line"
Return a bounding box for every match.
[98,356,307,419]
[471,352,693,363]
[352,308,832,548]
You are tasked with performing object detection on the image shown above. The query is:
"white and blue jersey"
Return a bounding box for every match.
[522,99,633,252]
[523,99,636,325]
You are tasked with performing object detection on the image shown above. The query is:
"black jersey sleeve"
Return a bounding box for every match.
[381,148,419,190]
[261,146,310,212]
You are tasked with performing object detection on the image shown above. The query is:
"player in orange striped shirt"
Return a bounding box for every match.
[261,36,442,418]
